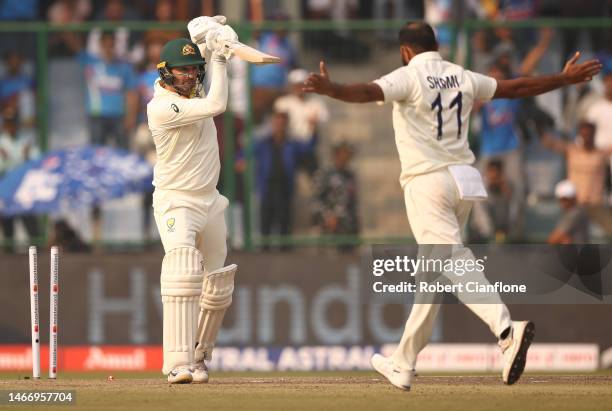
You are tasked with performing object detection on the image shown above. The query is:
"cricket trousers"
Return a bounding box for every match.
[153,188,228,374]
[391,168,512,371]
[153,188,229,270]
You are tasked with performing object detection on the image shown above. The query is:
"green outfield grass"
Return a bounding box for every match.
[0,371,611,411]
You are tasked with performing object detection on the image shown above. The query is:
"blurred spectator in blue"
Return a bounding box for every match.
[312,142,359,248]
[541,122,612,207]
[0,0,38,20]
[0,106,40,252]
[473,63,525,239]
[47,0,92,57]
[493,0,538,57]
[255,110,316,248]
[87,0,144,64]
[0,51,35,135]
[470,159,513,243]
[133,39,161,242]
[274,68,328,175]
[68,31,138,148]
[547,180,591,244]
[251,10,298,122]
[424,0,455,56]
[585,71,612,181]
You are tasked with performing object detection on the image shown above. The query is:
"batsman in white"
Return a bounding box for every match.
[147,16,239,384]
[305,22,602,390]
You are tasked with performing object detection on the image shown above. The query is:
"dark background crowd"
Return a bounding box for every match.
[1,0,611,252]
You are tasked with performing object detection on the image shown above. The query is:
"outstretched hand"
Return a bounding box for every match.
[562,52,602,84]
[303,61,333,95]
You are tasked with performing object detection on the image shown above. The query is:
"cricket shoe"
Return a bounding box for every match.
[191,361,209,384]
[371,354,414,391]
[167,365,193,384]
[500,321,535,385]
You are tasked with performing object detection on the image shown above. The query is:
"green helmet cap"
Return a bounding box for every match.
[158,38,204,69]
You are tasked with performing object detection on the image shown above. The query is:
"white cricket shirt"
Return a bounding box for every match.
[274,94,329,142]
[147,79,220,192]
[374,51,497,186]
[585,97,612,149]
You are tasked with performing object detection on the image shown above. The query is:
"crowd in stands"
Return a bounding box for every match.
[0,0,611,250]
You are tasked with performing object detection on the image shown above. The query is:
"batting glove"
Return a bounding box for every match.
[206,25,238,60]
[187,15,227,44]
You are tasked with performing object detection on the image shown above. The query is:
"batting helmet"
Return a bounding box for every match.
[157,38,206,96]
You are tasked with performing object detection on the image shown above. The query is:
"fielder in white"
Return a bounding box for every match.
[305,22,601,390]
[147,16,239,384]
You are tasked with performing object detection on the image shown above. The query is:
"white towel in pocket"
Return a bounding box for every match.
[448,164,488,201]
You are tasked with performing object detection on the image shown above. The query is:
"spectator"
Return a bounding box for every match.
[585,71,612,174]
[274,68,329,174]
[303,0,369,60]
[255,111,315,248]
[561,81,600,136]
[497,0,537,20]
[86,0,144,64]
[47,0,92,56]
[547,180,591,244]
[215,56,248,194]
[373,0,424,41]
[0,106,40,252]
[489,26,554,82]
[250,10,298,122]
[142,0,183,47]
[474,63,525,239]
[471,159,513,243]
[133,40,162,242]
[48,0,91,22]
[305,0,358,21]
[556,1,612,66]
[0,51,35,134]
[50,219,91,252]
[540,122,612,206]
[70,31,138,149]
[312,142,359,247]
[424,0,456,55]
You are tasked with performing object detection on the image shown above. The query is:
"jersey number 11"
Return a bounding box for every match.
[431,91,462,140]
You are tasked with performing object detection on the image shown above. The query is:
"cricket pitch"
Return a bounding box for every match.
[1,372,611,411]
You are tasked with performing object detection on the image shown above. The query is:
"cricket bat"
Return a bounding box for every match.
[227,41,281,65]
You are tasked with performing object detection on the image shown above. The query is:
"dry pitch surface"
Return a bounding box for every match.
[1,372,611,411]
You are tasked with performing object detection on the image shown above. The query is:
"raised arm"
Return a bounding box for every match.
[303,61,384,103]
[518,27,554,76]
[494,52,602,99]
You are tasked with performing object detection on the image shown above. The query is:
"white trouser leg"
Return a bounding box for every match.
[196,205,228,272]
[391,300,441,370]
[194,196,232,362]
[455,201,512,338]
[153,190,210,375]
[392,170,512,369]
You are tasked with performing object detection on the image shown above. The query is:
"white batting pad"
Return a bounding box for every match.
[161,247,204,374]
[195,264,237,362]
